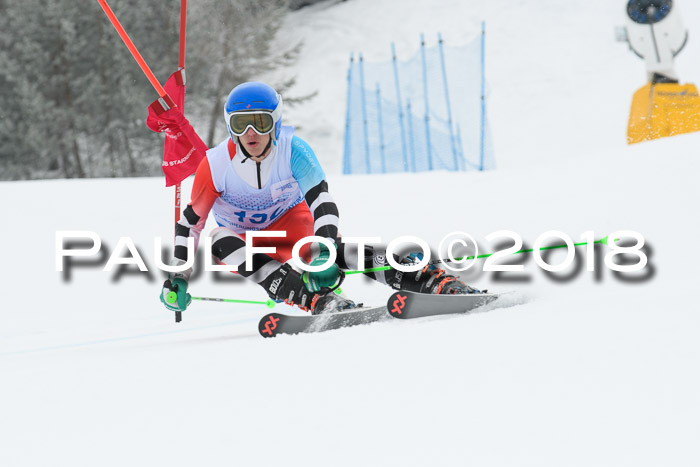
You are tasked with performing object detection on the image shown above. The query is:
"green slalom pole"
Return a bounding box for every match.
[165,292,276,309]
[346,235,611,275]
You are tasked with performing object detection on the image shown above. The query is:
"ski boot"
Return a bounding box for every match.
[261,263,359,315]
[386,252,481,295]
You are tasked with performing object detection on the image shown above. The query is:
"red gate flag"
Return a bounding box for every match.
[146,70,208,186]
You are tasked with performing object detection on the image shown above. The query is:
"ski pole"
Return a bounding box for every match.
[346,236,611,275]
[192,296,277,308]
[164,292,277,309]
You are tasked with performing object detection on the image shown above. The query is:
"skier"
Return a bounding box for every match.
[156,81,478,314]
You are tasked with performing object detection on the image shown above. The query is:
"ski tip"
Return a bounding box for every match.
[258,313,283,338]
[387,292,410,319]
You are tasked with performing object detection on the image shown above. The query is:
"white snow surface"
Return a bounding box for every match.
[2,0,700,466]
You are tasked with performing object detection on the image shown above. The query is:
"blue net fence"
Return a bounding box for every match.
[343,25,495,175]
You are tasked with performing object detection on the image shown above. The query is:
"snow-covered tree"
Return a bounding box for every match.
[0,0,307,180]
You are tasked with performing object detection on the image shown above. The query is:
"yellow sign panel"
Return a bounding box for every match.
[627,82,700,144]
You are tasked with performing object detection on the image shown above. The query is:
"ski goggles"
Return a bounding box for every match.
[228,111,275,136]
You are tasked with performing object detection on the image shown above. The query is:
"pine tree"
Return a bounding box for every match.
[0,0,310,181]
[182,0,313,147]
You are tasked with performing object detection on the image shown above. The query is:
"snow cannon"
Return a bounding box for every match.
[616,0,700,144]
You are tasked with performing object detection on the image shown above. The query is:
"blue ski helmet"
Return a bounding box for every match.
[224,82,283,143]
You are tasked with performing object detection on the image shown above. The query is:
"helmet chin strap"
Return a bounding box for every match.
[239,136,273,164]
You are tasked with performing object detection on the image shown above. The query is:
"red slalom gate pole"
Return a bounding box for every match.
[97,0,183,321]
[96,0,168,98]
[174,0,188,240]
[173,0,188,323]
[179,0,187,69]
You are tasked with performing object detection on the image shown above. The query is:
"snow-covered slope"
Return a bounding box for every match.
[1,1,700,466]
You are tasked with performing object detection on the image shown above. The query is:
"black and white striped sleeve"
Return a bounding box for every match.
[171,157,220,268]
[304,180,339,242]
[174,204,206,263]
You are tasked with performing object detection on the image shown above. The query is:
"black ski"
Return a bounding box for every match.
[258,292,502,338]
[258,306,388,338]
[387,291,500,319]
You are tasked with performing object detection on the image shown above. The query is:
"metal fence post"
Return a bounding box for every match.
[359,54,371,174]
[479,22,486,171]
[343,53,354,174]
[375,84,387,173]
[438,33,459,170]
[406,99,417,172]
[420,33,433,170]
[391,43,409,172]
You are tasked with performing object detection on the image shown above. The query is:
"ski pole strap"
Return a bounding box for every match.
[191,296,276,309]
[346,236,610,275]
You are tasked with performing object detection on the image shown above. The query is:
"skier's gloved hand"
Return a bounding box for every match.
[303,242,341,293]
[160,277,192,312]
